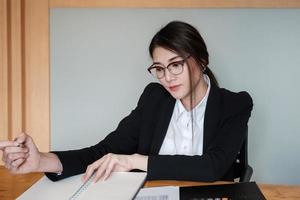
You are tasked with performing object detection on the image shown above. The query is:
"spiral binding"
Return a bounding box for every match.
[69,173,95,200]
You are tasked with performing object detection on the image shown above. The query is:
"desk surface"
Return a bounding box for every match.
[1,166,299,200]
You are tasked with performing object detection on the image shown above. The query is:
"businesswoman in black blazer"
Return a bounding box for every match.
[1,21,253,183]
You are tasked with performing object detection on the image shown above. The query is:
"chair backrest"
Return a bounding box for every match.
[222,127,253,182]
[218,127,253,182]
[236,127,253,182]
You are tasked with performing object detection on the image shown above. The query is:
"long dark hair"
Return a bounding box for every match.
[149,21,218,88]
[149,21,218,151]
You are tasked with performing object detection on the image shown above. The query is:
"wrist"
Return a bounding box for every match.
[131,154,148,171]
[37,152,63,173]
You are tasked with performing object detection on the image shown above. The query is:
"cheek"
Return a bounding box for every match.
[178,67,190,84]
[181,67,192,85]
[158,78,168,89]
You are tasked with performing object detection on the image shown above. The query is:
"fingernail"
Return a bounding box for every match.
[94,177,101,183]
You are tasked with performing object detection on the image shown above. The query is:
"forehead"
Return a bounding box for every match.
[152,47,181,63]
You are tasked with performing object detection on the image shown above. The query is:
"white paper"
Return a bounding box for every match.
[135,186,180,200]
[17,172,147,200]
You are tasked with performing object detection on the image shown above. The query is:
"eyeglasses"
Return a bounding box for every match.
[147,55,191,79]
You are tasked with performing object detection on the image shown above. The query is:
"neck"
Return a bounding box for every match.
[181,76,208,111]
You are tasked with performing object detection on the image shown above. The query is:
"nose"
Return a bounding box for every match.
[164,69,174,82]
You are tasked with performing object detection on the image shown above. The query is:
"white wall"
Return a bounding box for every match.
[50,9,300,184]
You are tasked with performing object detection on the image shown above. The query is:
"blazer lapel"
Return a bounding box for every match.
[203,82,221,153]
[150,95,175,154]
[149,82,221,155]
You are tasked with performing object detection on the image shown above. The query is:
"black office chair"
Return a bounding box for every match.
[220,127,253,182]
[234,127,253,182]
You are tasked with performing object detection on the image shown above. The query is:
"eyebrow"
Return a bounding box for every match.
[168,55,181,62]
[152,55,182,65]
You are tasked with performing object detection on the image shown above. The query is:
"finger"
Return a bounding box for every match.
[11,158,26,168]
[5,162,12,170]
[0,141,19,150]
[21,134,39,154]
[14,133,27,144]
[2,151,9,162]
[23,133,35,147]
[83,164,96,182]
[3,150,27,166]
[94,157,111,183]
[3,154,19,166]
[9,165,20,174]
[7,152,28,162]
[83,159,103,182]
[83,155,109,182]
[102,159,116,181]
[3,146,28,154]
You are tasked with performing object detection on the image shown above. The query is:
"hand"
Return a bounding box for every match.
[83,153,148,183]
[2,133,41,174]
[83,153,134,183]
[0,140,20,165]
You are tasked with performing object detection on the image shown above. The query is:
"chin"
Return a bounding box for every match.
[164,86,188,100]
[169,91,185,100]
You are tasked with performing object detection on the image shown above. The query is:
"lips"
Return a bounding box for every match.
[169,85,180,92]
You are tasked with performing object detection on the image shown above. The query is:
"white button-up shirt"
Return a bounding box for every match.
[159,75,211,156]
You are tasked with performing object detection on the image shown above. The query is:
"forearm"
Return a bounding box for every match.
[147,154,219,182]
[38,152,63,173]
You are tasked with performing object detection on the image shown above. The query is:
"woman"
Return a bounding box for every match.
[0,21,253,183]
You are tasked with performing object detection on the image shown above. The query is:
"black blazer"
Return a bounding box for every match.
[46,82,253,182]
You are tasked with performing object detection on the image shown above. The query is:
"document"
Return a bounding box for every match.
[135,186,180,200]
[17,172,147,200]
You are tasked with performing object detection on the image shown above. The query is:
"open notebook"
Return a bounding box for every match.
[17,172,147,200]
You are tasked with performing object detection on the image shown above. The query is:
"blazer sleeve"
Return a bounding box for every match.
[45,83,155,181]
[147,92,253,182]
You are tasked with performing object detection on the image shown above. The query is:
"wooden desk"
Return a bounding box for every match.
[0,166,43,200]
[1,166,300,200]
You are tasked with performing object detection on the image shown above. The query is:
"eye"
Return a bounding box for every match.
[170,61,183,68]
[155,66,164,72]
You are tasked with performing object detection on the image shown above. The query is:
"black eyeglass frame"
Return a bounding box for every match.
[147,55,191,79]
